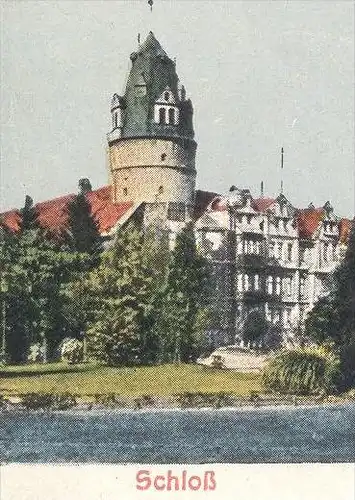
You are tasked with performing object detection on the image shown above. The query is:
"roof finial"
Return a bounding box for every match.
[138,33,141,46]
[260,181,264,197]
[280,147,284,195]
[148,0,153,11]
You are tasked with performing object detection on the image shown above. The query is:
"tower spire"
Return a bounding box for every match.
[280,147,284,195]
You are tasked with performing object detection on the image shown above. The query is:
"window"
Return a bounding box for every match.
[284,277,292,296]
[237,274,243,292]
[267,276,273,295]
[247,215,252,224]
[123,187,128,196]
[256,241,261,254]
[254,274,260,291]
[161,153,167,161]
[158,185,164,195]
[287,243,293,261]
[168,108,175,124]
[159,108,166,124]
[283,220,288,232]
[167,202,185,222]
[269,242,275,258]
[164,91,170,101]
[300,276,306,297]
[275,276,281,295]
[276,242,283,259]
[113,112,118,129]
[237,240,243,255]
[244,274,250,291]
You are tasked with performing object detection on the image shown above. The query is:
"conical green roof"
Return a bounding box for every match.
[120,32,194,140]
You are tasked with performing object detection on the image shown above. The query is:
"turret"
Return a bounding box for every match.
[107,32,197,209]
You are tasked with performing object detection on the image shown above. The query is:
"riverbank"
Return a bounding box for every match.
[2,390,354,413]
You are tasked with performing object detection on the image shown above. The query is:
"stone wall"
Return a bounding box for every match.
[109,137,196,204]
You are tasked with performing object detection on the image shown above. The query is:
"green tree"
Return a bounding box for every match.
[66,193,102,256]
[243,310,269,347]
[19,195,39,232]
[155,223,212,363]
[85,223,168,365]
[0,227,89,363]
[306,220,355,388]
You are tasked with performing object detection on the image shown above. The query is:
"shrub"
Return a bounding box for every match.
[210,355,225,369]
[61,338,83,364]
[27,343,45,363]
[52,393,77,410]
[262,347,341,396]
[22,393,54,410]
[93,393,119,407]
[212,391,234,409]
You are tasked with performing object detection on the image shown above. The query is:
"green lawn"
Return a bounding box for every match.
[0,362,261,397]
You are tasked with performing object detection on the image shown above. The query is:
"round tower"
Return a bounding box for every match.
[107,32,197,213]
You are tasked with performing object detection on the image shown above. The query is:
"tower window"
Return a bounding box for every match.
[164,91,170,101]
[113,112,118,129]
[123,187,128,196]
[159,108,166,124]
[158,185,164,194]
[161,153,167,161]
[168,108,175,125]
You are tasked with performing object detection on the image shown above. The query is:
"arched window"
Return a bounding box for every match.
[159,108,166,124]
[275,276,281,295]
[168,108,175,124]
[164,91,170,101]
[158,185,164,195]
[267,276,273,295]
[123,187,128,196]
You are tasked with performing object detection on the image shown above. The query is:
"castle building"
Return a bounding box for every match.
[1,32,352,346]
[107,32,197,231]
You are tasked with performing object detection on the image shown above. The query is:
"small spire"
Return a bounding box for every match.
[260,181,264,197]
[280,147,284,195]
[138,33,141,46]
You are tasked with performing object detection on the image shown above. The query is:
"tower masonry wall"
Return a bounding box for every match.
[109,137,197,204]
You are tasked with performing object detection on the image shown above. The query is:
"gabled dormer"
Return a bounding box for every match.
[154,87,179,125]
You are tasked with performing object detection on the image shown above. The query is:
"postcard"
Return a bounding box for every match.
[0,1,354,499]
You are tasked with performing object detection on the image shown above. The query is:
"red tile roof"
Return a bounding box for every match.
[251,197,276,212]
[338,218,353,244]
[0,186,134,236]
[296,208,325,239]
[0,209,22,233]
[194,190,219,220]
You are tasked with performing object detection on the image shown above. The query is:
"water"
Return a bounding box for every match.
[1,404,354,463]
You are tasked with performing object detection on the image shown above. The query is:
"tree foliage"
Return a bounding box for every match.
[0,227,89,362]
[83,223,169,365]
[154,223,212,363]
[305,221,355,388]
[66,193,102,256]
[262,346,340,395]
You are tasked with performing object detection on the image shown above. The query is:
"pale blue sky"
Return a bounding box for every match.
[1,0,354,216]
